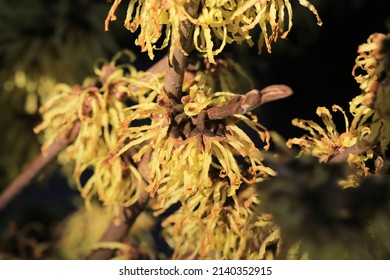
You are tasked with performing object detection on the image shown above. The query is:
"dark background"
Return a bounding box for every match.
[0,0,389,258]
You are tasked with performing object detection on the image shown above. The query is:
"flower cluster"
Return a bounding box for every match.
[34,51,159,210]
[163,182,278,259]
[106,0,321,63]
[352,33,390,154]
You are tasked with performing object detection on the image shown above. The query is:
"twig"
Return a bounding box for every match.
[0,122,81,211]
[163,0,200,100]
[86,194,149,260]
[86,150,151,260]
[207,84,293,120]
[328,141,374,163]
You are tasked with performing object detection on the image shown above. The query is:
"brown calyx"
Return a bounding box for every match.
[158,95,229,141]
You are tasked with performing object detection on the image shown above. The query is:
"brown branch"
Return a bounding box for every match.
[207,84,293,120]
[163,0,200,100]
[86,150,151,260]
[85,194,149,260]
[0,122,81,211]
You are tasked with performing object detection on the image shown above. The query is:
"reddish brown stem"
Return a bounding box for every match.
[0,122,81,211]
[163,0,200,100]
[86,192,149,260]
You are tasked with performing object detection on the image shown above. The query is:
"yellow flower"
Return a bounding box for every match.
[287,105,375,182]
[287,105,357,162]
